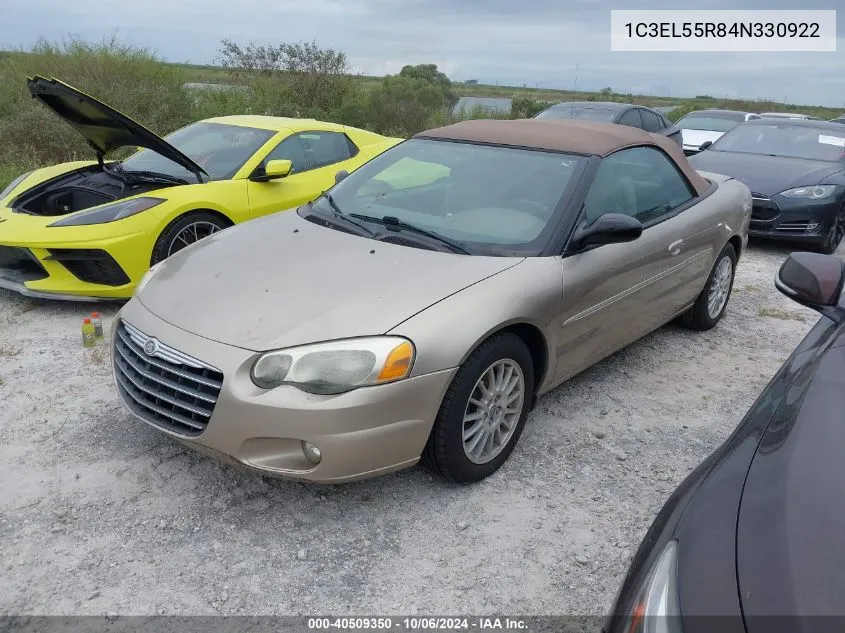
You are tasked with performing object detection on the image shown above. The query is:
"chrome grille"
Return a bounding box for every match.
[113,320,223,436]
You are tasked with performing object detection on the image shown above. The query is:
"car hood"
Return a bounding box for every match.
[736,339,845,621]
[137,210,524,351]
[681,128,725,148]
[688,150,844,196]
[27,75,208,180]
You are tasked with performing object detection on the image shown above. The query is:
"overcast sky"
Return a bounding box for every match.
[3,0,844,107]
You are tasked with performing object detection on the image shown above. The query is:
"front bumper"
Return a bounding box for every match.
[111,299,456,483]
[747,195,840,242]
[0,207,157,300]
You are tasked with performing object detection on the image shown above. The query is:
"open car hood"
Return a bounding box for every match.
[27,76,208,180]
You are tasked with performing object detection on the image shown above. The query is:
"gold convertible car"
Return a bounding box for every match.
[0,76,401,300]
[112,119,751,484]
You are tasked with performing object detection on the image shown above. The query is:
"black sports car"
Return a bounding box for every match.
[604,251,845,633]
[689,119,845,253]
[533,101,682,147]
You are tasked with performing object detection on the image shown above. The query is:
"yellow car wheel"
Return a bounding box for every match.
[151,211,233,265]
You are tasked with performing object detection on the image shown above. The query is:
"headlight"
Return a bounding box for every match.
[134,261,165,295]
[778,185,837,200]
[621,541,682,633]
[48,197,166,227]
[251,336,415,394]
[0,171,33,201]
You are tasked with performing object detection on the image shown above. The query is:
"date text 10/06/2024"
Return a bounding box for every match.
[308,617,528,630]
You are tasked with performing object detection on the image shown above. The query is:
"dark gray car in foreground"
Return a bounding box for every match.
[604,251,845,633]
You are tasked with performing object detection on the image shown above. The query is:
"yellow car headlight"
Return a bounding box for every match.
[251,336,415,394]
[48,197,166,227]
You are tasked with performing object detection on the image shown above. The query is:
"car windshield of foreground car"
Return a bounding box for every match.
[677,113,744,132]
[121,122,276,182]
[534,106,616,122]
[710,123,845,162]
[308,138,586,255]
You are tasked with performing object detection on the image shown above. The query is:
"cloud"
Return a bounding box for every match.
[2,0,843,107]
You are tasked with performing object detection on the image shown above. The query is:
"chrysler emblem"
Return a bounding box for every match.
[143,339,159,356]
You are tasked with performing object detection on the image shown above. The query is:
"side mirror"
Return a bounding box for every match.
[775,252,845,323]
[699,141,713,151]
[570,213,643,251]
[335,169,349,184]
[250,159,292,182]
[265,159,292,178]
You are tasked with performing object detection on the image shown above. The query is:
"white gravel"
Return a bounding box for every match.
[0,240,828,616]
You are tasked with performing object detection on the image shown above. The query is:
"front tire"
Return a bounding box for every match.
[680,243,737,331]
[422,332,535,484]
[151,211,230,265]
[813,210,845,255]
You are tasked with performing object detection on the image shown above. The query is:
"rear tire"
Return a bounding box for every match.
[422,332,534,484]
[680,243,737,331]
[151,211,230,265]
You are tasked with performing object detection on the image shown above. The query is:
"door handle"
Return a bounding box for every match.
[668,239,684,255]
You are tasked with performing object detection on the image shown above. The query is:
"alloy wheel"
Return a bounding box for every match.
[707,255,733,319]
[167,221,223,257]
[826,213,845,253]
[462,359,525,465]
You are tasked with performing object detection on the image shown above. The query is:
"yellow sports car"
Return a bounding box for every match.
[0,76,403,300]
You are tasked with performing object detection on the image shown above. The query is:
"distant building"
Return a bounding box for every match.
[464,79,479,85]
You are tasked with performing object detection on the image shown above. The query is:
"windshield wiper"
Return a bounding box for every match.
[349,214,470,254]
[307,193,376,237]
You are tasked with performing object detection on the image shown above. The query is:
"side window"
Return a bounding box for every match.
[582,146,695,225]
[618,109,644,129]
[640,109,664,132]
[262,135,309,174]
[298,131,357,169]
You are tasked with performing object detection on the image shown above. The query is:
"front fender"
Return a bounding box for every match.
[387,257,562,383]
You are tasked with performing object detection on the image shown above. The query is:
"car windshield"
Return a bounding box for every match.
[309,138,587,255]
[535,106,616,122]
[710,123,845,161]
[678,114,744,132]
[121,122,275,181]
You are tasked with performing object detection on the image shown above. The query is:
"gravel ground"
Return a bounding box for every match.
[0,239,828,617]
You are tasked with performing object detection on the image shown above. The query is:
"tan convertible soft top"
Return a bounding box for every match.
[415,119,711,197]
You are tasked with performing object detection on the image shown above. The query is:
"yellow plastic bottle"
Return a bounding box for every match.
[82,318,96,348]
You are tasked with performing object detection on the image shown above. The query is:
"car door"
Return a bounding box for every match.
[552,146,707,383]
[246,130,366,219]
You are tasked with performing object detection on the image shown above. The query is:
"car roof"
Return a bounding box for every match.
[684,109,754,116]
[415,118,710,195]
[744,118,845,131]
[200,115,346,133]
[545,101,636,110]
